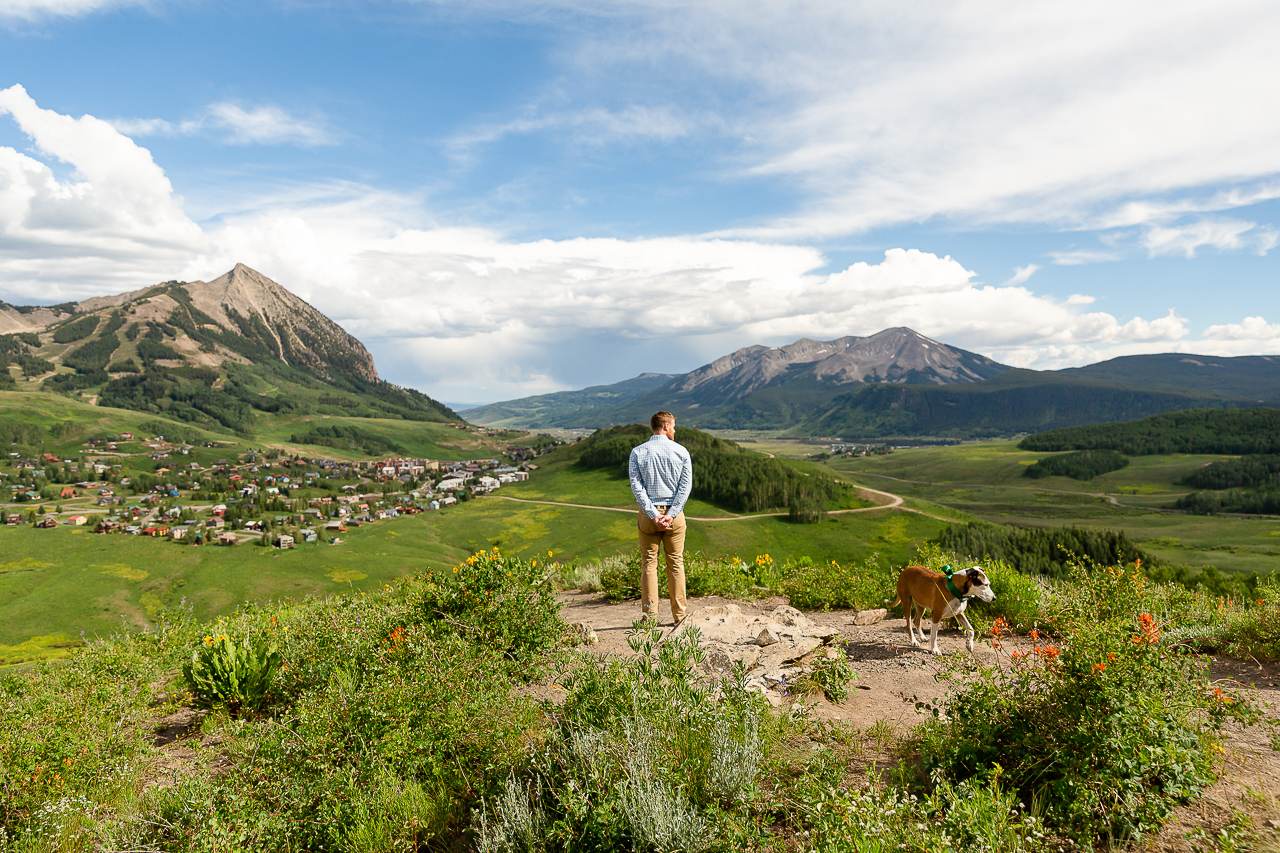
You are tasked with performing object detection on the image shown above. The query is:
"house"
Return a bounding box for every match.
[36,516,58,528]
[441,496,457,507]
[170,526,187,540]
[475,476,501,493]
[277,534,295,549]
[207,517,226,530]
[300,528,318,543]
[325,520,346,532]
[217,532,238,546]
[5,514,21,525]
[118,431,134,440]
[67,515,88,526]
[60,487,77,498]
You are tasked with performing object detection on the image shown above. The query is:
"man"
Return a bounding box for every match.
[628,411,693,628]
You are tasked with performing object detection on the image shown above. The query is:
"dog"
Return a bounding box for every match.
[885,565,996,655]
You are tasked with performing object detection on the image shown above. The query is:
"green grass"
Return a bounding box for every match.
[0,519,469,662]
[829,440,1280,576]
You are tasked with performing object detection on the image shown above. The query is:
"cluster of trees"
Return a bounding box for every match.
[934,521,1154,580]
[576,424,843,516]
[99,369,256,435]
[1181,454,1280,490]
[1172,454,1280,516]
[1022,449,1129,481]
[1020,407,1280,455]
[62,312,125,373]
[50,314,100,344]
[1175,489,1280,516]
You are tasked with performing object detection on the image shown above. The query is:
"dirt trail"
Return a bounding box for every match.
[559,592,1280,850]
[493,482,916,522]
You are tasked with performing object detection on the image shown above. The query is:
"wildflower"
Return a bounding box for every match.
[1092,662,1106,673]
[1029,629,1039,640]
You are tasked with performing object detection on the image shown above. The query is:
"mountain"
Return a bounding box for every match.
[462,372,676,429]
[0,264,457,434]
[669,328,1008,405]
[467,328,1012,430]
[467,330,1280,439]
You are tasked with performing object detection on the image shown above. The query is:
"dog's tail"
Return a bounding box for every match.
[884,594,901,611]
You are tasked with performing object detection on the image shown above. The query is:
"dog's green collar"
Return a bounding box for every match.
[942,564,972,601]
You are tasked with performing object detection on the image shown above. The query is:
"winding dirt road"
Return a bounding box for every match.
[491,482,922,522]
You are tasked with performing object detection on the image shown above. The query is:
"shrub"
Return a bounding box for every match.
[809,648,857,702]
[784,555,897,611]
[918,562,1260,843]
[420,548,564,674]
[182,631,282,714]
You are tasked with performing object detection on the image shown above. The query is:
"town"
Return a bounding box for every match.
[2,430,544,548]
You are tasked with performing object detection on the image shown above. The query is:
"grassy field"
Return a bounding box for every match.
[829,440,1280,575]
[1,477,946,665]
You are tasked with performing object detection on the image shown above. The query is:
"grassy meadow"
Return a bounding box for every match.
[828,440,1280,576]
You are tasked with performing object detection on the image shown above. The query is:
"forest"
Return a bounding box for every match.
[1022,448,1128,480]
[933,521,1154,579]
[1018,407,1280,455]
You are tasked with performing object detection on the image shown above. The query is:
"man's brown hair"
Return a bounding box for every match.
[650,411,676,432]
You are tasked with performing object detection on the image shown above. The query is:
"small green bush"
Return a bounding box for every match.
[182,631,281,714]
[784,554,897,610]
[810,649,857,703]
[420,548,563,673]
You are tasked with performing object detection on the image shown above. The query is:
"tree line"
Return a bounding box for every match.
[933,521,1154,580]
[1019,407,1280,455]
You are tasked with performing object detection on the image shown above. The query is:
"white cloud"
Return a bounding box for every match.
[0,84,208,298]
[0,84,1268,401]
[491,0,1280,238]
[0,0,142,21]
[205,103,332,146]
[1142,219,1277,258]
[107,102,332,147]
[447,103,694,165]
[1002,264,1038,286]
[1048,248,1123,266]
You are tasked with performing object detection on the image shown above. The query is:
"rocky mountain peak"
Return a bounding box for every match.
[671,327,1008,405]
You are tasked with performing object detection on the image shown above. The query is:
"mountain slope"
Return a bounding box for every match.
[466,330,1280,438]
[467,328,1010,429]
[0,265,457,434]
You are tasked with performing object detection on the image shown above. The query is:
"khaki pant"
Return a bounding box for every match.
[637,510,687,622]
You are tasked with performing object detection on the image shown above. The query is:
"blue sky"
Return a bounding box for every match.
[2,0,1279,406]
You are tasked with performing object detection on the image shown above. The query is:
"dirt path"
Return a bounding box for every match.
[493,483,927,522]
[559,592,1280,850]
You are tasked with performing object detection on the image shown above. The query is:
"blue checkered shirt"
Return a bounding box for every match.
[628,434,693,520]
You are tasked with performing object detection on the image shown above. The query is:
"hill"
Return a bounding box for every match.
[0,264,457,437]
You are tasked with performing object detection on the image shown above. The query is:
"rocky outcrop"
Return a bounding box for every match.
[679,603,886,704]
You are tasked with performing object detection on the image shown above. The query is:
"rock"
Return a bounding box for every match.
[769,605,809,628]
[853,608,888,626]
[567,622,598,644]
[756,627,780,646]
